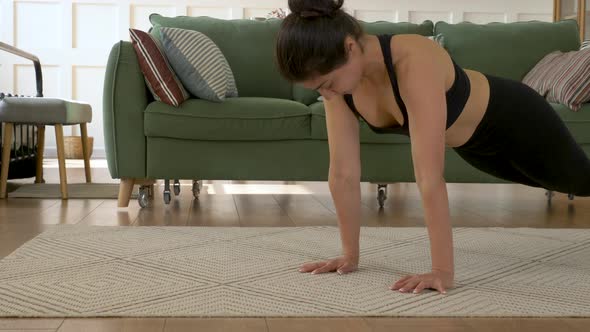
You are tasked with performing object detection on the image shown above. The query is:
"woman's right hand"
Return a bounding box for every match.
[298,255,359,275]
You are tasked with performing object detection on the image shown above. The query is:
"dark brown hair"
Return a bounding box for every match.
[275,0,364,82]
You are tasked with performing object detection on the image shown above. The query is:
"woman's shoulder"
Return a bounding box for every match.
[390,34,451,77]
[391,34,440,60]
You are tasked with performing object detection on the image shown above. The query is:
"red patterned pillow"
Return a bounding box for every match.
[129,28,189,107]
[523,49,590,111]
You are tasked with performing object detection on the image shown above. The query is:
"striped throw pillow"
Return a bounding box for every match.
[159,27,238,102]
[129,28,190,107]
[522,49,590,111]
[582,40,590,50]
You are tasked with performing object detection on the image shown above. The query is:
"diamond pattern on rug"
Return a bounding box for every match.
[0,224,589,317]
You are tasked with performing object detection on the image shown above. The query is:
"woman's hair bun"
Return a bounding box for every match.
[288,0,344,17]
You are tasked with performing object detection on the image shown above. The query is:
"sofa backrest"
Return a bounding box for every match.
[150,14,293,100]
[149,14,434,103]
[435,19,581,81]
[148,15,580,104]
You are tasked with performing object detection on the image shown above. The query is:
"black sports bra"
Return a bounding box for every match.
[343,33,471,136]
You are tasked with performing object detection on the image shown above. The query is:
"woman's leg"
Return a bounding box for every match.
[454,148,542,188]
[503,96,590,196]
[472,74,590,196]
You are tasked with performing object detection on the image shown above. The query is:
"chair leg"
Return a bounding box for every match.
[118,178,135,207]
[80,123,91,183]
[35,125,45,183]
[0,123,14,199]
[54,124,68,199]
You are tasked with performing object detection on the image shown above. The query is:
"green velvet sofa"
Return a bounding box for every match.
[103,15,588,208]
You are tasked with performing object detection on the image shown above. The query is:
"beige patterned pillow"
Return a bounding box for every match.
[523,49,590,111]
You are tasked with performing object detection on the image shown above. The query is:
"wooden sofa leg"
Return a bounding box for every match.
[118,178,135,207]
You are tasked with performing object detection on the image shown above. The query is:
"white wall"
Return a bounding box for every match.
[0,0,553,158]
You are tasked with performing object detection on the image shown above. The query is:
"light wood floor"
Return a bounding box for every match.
[0,159,589,331]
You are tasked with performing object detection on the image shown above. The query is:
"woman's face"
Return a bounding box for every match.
[301,36,365,100]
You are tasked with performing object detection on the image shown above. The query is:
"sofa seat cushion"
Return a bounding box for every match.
[310,102,410,144]
[144,97,311,141]
[551,103,590,143]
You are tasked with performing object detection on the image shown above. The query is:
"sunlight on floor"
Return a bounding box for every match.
[221,183,313,195]
[159,183,315,195]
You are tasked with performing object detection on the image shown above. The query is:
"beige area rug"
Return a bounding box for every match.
[7,183,137,199]
[0,225,589,318]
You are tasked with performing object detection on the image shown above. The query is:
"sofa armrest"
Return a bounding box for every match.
[103,40,149,179]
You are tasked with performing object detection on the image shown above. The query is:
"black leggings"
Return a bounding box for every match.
[453,74,590,196]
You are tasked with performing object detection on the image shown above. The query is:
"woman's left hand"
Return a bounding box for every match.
[390,270,454,295]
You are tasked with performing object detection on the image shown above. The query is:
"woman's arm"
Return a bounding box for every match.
[329,173,361,261]
[323,94,362,261]
[396,35,455,276]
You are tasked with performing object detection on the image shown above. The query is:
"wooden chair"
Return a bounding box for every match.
[0,41,92,199]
